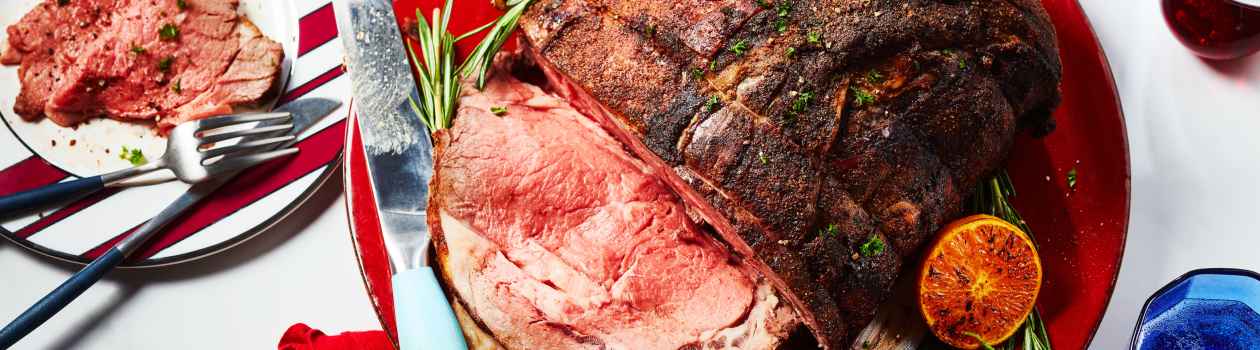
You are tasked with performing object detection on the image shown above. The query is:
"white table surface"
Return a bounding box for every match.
[2,1,1259,349]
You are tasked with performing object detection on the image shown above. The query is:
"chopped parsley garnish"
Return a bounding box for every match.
[177,0,187,10]
[959,56,968,69]
[776,1,791,17]
[709,59,717,71]
[57,0,69,5]
[758,151,768,164]
[756,0,772,9]
[785,47,796,58]
[865,69,884,84]
[705,95,721,113]
[791,91,814,114]
[691,67,704,80]
[130,45,146,54]
[157,56,174,72]
[819,223,839,238]
[644,24,656,38]
[806,32,821,45]
[851,86,875,106]
[159,23,180,41]
[490,106,508,115]
[728,40,749,56]
[859,234,885,256]
[1067,167,1077,190]
[773,1,791,33]
[119,146,148,166]
[171,80,181,93]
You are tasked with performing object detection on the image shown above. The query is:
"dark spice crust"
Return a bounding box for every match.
[522,0,1061,348]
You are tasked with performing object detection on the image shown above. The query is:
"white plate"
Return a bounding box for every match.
[0,0,350,267]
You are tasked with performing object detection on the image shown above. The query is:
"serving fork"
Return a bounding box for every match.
[0,112,299,215]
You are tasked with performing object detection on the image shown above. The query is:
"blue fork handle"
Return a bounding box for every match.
[0,176,104,216]
[0,248,124,349]
[392,267,468,350]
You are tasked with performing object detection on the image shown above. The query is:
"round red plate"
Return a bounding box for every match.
[344,0,1130,348]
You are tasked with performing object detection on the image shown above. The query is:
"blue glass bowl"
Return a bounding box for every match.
[1132,268,1260,349]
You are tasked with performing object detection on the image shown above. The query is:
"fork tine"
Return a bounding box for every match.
[195,112,291,132]
[198,124,293,145]
[201,135,296,159]
[205,147,300,175]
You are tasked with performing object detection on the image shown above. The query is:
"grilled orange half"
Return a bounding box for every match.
[918,214,1042,349]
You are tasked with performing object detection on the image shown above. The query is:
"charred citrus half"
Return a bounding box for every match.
[918,214,1042,349]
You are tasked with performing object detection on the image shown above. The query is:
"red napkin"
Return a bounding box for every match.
[278,323,392,350]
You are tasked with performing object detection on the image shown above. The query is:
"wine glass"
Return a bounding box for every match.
[1162,0,1260,59]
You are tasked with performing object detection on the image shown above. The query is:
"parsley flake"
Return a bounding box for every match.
[119,146,148,166]
[774,17,789,33]
[691,67,705,80]
[807,32,821,45]
[756,0,771,9]
[819,223,839,238]
[171,79,181,93]
[130,45,146,54]
[785,47,796,58]
[159,23,180,41]
[705,95,721,113]
[177,0,187,10]
[728,40,749,56]
[791,91,814,114]
[851,87,875,106]
[866,69,884,83]
[758,151,768,164]
[157,56,174,72]
[1067,167,1077,190]
[776,1,791,18]
[859,234,885,256]
[58,0,69,5]
[490,106,508,116]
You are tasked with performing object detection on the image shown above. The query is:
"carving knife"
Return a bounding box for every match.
[332,1,468,349]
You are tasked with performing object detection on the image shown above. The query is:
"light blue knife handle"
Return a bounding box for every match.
[392,267,467,350]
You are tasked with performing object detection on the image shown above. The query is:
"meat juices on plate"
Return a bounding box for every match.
[519,0,1062,347]
[429,65,802,349]
[1,0,283,131]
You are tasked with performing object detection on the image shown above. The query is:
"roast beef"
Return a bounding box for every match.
[520,0,1062,348]
[429,65,802,349]
[2,0,283,130]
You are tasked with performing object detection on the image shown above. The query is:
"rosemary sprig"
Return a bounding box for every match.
[407,0,533,133]
[970,171,1053,350]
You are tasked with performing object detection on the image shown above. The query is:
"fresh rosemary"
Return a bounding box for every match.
[970,171,1053,350]
[407,0,533,133]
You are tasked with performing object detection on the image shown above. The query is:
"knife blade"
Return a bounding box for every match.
[332,1,467,349]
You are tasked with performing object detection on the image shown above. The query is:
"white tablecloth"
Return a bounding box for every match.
[2,1,1258,349]
[1083,1,1260,349]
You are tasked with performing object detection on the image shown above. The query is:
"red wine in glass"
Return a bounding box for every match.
[1162,0,1260,59]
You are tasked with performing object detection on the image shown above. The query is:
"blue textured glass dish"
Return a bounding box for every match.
[1132,268,1260,350]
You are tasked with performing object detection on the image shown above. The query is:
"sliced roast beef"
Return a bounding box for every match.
[520,0,1062,348]
[2,0,283,130]
[429,65,802,349]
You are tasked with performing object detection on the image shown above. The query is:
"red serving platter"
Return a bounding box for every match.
[344,0,1130,348]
